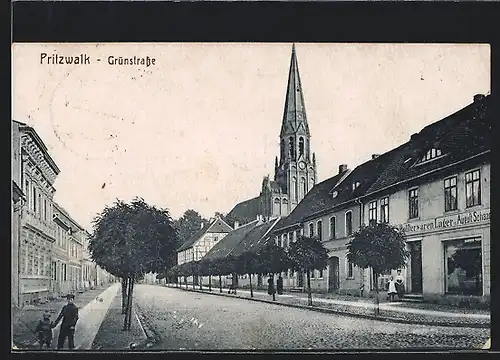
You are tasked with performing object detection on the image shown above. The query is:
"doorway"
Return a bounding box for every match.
[409,241,423,293]
[297,272,304,287]
[328,256,340,293]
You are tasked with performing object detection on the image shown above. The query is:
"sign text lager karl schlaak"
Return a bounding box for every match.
[400,208,490,235]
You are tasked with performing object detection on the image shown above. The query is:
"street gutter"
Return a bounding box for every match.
[174,287,489,329]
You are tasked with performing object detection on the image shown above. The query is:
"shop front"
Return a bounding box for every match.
[398,207,490,302]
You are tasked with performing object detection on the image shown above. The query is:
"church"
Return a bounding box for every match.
[226,45,317,225]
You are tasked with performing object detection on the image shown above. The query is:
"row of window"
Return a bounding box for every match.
[281,136,307,160]
[307,211,354,241]
[24,179,53,222]
[368,196,390,224]
[409,169,481,219]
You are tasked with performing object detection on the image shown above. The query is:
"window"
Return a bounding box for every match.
[444,176,458,212]
[214,236,218,242]
[301,178,307,199]
[318,269,324,278]
[32,187,37,212]
[445,239,482,296]
[291,177,297,201]
[352,181,360,191]
[309,223,314,237]
[281,234,286,248]
[380,197,389,223]
[317,220,323,241]
[345,211,353,236]
[409,188,419,219]
[421,148,442,162]
[299,137,304,157]
[44,199,47,221]
[287,233,291,247]
[329,217,336,239]
[346,258,354,278]
[310,269,315,279]
[368,201,377,224]
[289,137,295,159]
[25,180,29,203]
[465,170,481,207]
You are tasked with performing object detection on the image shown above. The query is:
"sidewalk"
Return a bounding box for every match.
[167,284,490,328]
[12,284,119,350]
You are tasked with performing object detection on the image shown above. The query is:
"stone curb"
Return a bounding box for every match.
[171,286,489,329]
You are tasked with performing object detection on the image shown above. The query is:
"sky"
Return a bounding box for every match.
[12,43,490,231]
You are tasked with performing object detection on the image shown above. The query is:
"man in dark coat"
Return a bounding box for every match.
[53,294,79,350]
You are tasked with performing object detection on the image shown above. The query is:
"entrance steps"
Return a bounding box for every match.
[401,294,424,303]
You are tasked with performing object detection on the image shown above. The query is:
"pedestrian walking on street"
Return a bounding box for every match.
[387,276,397,302]
[53,294,79,350]
[395,270,405,300]
[267,276,276,301]
[277,275,284,295]
[34,311,54,349]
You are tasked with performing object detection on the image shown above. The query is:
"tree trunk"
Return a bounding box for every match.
[127,276,135,330]
[248,273,253,298]
[192,274,196,290]
[123,276,132,330]
[372,270,380,316]
[306,270,312,306]
[219,275,222,293]
[199,276,203,290]
[121,277,128,314]
[208,275,212,292]
[272,274,276,301]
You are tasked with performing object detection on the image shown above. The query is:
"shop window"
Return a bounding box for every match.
[368,201,377,225]
[445,239,482,296]
[444,176,458,212]
[380,197,389,223]
[465,170,481,207]
[408,188,419,219]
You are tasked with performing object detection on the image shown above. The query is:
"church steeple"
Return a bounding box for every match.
[273,44,316,209]
[280,43,310,138]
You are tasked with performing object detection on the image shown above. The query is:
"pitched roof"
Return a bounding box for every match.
[366,94,492,195]
[177,217,233,252]
[231,217,281,257]
[273,171,346,231]
[225,196,262,225]
[202,220,260,261]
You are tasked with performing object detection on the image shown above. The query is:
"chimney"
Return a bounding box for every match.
[200,222,204,229]
[474,94,485,103]
[234,221,239,229]
[371,154,380,160]
[338,164,348,174]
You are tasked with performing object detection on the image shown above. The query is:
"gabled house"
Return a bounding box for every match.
[360,94,491,303]
[176,216,233,266]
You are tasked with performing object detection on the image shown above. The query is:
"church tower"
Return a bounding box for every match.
[273,44,317,213]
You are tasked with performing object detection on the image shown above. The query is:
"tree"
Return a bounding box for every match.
[287,235,328,306]
[235,252,260,297]
[89,198,179,330]
[346,222,410,315]
[256,242,290,301]
[174,209,207,244]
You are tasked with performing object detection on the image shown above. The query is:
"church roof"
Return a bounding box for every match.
[280,44,310,137]
[225,196,262,225]
[177,216,233,252]
[203,220,260,261]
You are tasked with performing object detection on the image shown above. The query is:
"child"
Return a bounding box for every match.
[34,311,54,349]
[387,276,397,302]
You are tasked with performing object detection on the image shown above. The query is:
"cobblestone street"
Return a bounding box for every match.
[133,284,489,350]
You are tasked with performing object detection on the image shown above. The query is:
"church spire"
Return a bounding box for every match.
[280,43,309,137]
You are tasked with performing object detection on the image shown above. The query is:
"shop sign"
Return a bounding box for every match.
[399,208,490,235]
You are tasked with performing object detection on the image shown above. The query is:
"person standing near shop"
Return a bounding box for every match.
[53,294,79,350]
[395,270,406,300]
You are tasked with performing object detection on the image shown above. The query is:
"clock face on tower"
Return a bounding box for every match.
[299,162,306,170]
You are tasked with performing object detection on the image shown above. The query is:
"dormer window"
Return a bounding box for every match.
[419,148,443,163]
[352,181,360,191]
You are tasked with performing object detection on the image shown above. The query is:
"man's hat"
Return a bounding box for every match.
[66,294,75,300]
